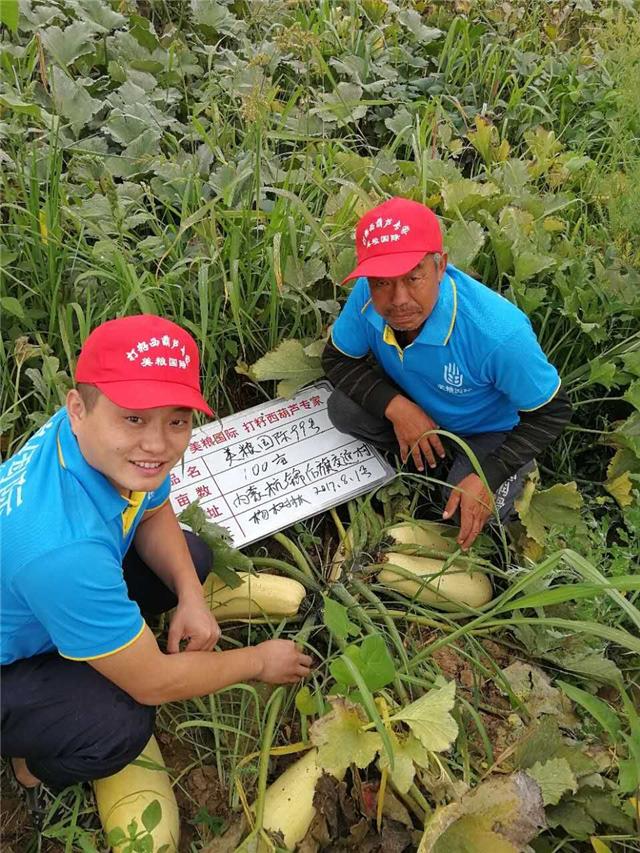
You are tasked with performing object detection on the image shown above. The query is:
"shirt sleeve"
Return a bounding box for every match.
[331,278,372,359]
[17,540,145,661]
[146,474,171,511]
[481,323,561,412]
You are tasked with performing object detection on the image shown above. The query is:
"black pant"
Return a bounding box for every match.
[0,532,212,790]
[327,388,535,523]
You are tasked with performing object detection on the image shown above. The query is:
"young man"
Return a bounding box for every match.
[1,315,311,817]
[323,197,572,550]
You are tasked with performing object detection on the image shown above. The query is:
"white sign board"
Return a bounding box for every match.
[169,381,394,548]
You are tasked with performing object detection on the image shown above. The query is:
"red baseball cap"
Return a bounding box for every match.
[75,315,213,416]
[342,197,443,284]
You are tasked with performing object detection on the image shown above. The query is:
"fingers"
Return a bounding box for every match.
[298,653,313,667]
[167,623,181,654]
[398,439,409,464]
[459,516,482,552]
[457,500,474,547]
[418,438,437,469]
[429,433,446,459]
[411,441,425,472]
[442,489,461,521]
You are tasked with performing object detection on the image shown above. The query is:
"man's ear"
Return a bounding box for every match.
[438,252,448,282]
[66,389,86,435]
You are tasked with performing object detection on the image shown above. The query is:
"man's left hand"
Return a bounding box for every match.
[167,594,221,653]
[443,473,494,552]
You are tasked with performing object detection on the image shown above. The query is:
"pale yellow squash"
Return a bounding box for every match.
[203,572,306,621]
[379,552,493,609]
[386,521,458,554]
[257,748,345,850]
[94,735,179,853]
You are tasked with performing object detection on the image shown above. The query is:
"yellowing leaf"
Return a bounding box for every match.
[310,697,382,775]
[444,220,485,272]
[378,734,430,794]
[590,838,613,852]
[441,178,500,215]
[605,472,634,508]
[390,681,458,753]
[515,474,586,546]
[526,758,577,805]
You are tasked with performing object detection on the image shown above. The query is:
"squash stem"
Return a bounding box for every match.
[272,532,315,579]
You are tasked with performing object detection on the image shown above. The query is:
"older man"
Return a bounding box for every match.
[323,197,571,550]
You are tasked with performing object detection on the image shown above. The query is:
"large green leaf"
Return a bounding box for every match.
[0,0,19,33]
[513,249,556,282]
[50,67,101,135]
[41,20,97,67]
[441,179,500,216]
[330,634,396,693]
[526,758,577,805]
[314,83,368,124]
[235,339,324,398]
[72,0,127,31]
[444,220,485,271]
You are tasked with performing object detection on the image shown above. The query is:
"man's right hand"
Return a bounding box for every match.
[385,395,446,471]
[256,639,312,684]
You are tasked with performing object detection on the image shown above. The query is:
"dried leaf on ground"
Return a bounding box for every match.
[390,681,458,753]
[310,697,382,776]
[501,662,578,726]
[418,772,545,853]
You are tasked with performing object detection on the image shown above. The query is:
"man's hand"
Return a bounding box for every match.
[256,639,313,684]
[167,593,221,653]
[385,395,446,471]
[443,473,494,552]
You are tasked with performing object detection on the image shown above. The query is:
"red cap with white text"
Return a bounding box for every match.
[342,197,443,284]
[75,315,213,416]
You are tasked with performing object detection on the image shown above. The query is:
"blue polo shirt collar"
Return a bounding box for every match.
[362,272,457,347]
[56,414,131,523]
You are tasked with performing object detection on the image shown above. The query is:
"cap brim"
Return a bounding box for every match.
[341,250,430,285]
[95,380,214,417]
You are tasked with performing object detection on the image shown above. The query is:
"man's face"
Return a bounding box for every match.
[368,253,448,331]
[67,391,192,495]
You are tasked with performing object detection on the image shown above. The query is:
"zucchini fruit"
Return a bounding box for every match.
[203,572,306,621]
[379,551,493,609]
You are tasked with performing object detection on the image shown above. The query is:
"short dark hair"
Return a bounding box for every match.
[76,383,102,412]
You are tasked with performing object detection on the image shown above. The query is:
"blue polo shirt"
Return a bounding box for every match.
[0,408,171,665]
[332,264,560,435]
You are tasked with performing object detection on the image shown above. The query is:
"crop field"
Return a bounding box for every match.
[1,1,639,852]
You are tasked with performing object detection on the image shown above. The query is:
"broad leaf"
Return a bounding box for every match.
[444,220,485,271]
[330,634,396,692]
[515,475,585,545]
[501,662,577,724]
[315,83,367,124]
[616,412,640,458]
[0,0,18,32]
[50,67,101,135]
[623,380,640,412]
[72,0,127,31]
[622,352,640,378]
[323,596,360,641]
[588,360,620,389]
[310,697,382,775]
[41,21,97,67]
[546,801,595,836]
[398,10,443,42]
[526,758,577,805]
[235,339,323,397]
[513,249,556,282]
[441,179,500,216]
[390,681,458,753]
[141,799,162,833]
[295,686,317,716]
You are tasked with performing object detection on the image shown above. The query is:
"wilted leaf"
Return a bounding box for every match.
[390,681,458,753]
[41,21,97,67]
[50,67,101,135]
[235,339,323,396]
[418,772,544,853]
[378,734,430,794]
[605,472,635,508]
[467,116,496,165]
[444,220,485,271]
[514,717,565,770]
[310,697,382,775]
[315,83,367,124]
[575,789,634,833]
[526,758,577,805]
[515,475,585,546]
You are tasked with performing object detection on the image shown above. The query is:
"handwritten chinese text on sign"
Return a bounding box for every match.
[169,382,394,548]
